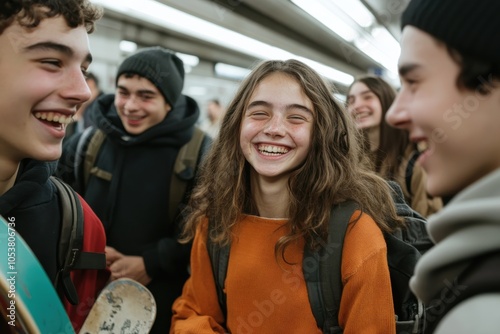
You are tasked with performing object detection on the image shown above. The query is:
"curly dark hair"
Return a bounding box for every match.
[0,0,102,34]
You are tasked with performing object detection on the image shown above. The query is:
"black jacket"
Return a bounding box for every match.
[58,93,209,333]
[0,160,60,282]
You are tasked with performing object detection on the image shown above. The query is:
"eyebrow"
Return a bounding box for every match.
[23,41,92,64]
[116,85,158,95]
[247,100,312,113]
[398,63,421,77]
[347,89,372,100]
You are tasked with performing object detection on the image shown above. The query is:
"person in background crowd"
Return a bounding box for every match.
[347,75,442,217]
[200,98,225,138]
[0,0,108,331]
[171,59,404,333]
[386,0,500,332]
[65,71,103,141]
[58,46,211,333]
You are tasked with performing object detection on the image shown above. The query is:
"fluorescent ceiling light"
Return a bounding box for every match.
[119,40,137,53]
[354,38,397,74]
[371,27,400,58]
[91,0,354,86]
[354,28,399,74]
[291,0,399,77]
[291,0,358,41]
[331,0,375,28]
[215,63,252,81]
[176,52,200,67]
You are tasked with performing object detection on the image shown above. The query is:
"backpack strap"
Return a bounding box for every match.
[83,128,109,186]
[169,127,206,222]
[405,150,420,196]
[51,176,106,305]
[206,202,358,332]
[75,126,109,191]
[424,252,500,334]
[304,201,358,334]
[206,223,230,322]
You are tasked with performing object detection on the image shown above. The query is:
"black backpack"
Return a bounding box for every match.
[50,176,106,305]
[74,126,208,223]
[207,181,430,334]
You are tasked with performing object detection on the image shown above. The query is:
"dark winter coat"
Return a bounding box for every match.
[58,93,210,333]
[0,159,108,331]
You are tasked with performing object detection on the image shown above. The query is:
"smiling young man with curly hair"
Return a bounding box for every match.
[0,1,108,331]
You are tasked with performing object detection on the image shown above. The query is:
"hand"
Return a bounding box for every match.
[108,253,152,286]
[105,246,124,267]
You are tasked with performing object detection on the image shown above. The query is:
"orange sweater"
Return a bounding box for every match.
[171,212,395,334]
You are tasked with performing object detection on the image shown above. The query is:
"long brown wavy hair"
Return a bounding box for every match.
[0,0,102,34]
[347,76,412,179]
[181,60,404,261]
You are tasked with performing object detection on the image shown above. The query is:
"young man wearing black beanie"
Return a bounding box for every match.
[58,46,211,333]
[386,0,500,333]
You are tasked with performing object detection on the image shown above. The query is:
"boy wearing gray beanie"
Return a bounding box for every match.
[386,0,500,333]
[58,46,211,333]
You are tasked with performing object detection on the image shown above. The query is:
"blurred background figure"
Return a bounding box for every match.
[199,98,225,138]
[65,72,103,141]
[346,75,442,217]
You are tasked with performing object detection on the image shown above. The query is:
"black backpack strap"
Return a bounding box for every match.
[206,220,230,322]
[170,127,207,223]
[304,201,358,333]
[424,252,500,334]
[405,150,420,196]
[51,176,106,305]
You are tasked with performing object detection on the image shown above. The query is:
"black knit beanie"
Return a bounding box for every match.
[116,47,185,107]
[402,0,500,63]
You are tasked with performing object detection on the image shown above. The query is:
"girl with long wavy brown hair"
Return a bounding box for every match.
[171,59,403,333]
[347,75,442,216]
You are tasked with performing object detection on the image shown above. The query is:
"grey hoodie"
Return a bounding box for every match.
[410,168,500,333]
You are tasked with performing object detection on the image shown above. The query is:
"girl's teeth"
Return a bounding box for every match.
[417,141,428,153]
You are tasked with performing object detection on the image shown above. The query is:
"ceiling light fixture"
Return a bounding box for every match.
[291,0,358,41]
[176,52,200,67]
[331,0,375,28]
[214,63,252,81]
[91,0,354,86]
[291,0,400,77]
[119,40,137,54]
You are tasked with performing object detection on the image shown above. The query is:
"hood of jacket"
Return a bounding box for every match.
[410,168,500,303]
[88,93,200,147]
[0,159,56,215]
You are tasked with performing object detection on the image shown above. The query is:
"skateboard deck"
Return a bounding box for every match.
[1,215,156,334]
[79,278,156,334]
[0,215,73,333]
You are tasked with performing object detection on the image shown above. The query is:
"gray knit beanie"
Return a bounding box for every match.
[402,0,500,63]
[116,47,185,106]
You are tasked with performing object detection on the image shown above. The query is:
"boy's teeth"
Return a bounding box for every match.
[34,112,73,124]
